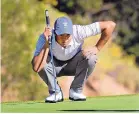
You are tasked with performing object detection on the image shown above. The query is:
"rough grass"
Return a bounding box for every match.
[1,94,139,113]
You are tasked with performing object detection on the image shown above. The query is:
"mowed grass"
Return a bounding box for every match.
[1,94,139,113]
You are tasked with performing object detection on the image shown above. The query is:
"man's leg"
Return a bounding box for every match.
[38,62,61,94]
[57,51,97,100]
[86,54,98,77]
[37,54,69,102]
[38,51,97,101]
[38,53,68,94]
[70,53,97,93]
[57,52,88,92]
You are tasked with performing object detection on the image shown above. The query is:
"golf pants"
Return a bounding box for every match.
[38,51,97,94]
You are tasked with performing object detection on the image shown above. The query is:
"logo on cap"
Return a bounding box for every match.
[63,22,68,28]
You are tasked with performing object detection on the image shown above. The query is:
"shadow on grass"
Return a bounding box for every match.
[59,110,139,112]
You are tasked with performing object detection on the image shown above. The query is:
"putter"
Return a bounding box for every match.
[45,10,57,102]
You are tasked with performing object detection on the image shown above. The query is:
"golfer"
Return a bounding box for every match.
[31,17,116,103]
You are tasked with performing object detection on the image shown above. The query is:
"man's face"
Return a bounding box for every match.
[56,34,72,48]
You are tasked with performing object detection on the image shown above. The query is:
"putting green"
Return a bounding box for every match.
[1,94,139,113]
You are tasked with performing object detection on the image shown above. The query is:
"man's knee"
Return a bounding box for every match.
[77,52,97,68]
[86,54,98,76]
[83,54,97,66]
[87,54,97,66]
[37,63,50,75]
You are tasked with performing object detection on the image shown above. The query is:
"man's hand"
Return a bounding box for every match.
[43,27,52,41]
[82,46,99,58]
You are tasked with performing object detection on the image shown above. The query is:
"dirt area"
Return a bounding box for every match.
[59,74,133,98]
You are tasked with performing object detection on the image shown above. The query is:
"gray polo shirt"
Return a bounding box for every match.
[34,22,101,61]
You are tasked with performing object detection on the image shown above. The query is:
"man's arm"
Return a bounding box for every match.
[31,27,51,73]
[82,21,116,57]
[31,42,49,72]
[95,21,116,51]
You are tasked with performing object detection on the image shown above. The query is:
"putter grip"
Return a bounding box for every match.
[45,10,50,27]
[45,10,51,43]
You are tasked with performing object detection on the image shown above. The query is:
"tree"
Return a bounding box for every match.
[53,0,139,66]
[1,0,48,101]
[2,0,69,102]
[95,0,139,66]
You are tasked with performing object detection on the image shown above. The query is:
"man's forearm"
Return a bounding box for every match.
[95,30,110,51]
[96,22,116,51]
[32,42,49,72]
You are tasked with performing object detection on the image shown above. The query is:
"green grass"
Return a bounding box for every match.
[1,94,139,113]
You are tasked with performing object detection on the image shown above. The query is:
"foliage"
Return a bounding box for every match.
[54,0,102,14]
[84,36,139,93]
[101,0,139,65]
[54,0,103,24]
[1,0,139,102]
[53,0,139,90]
[54,0,139,66]
[1,0,62,101]
[38,0,57,6]
[114,0,139,65]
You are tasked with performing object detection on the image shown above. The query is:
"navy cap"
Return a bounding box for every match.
[54,17,73,35]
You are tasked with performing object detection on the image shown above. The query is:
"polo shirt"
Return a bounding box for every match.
[34,22,101,61]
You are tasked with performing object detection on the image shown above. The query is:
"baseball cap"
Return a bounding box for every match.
[54,17,73,35]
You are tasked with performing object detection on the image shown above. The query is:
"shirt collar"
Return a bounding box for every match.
[55,37,74,48]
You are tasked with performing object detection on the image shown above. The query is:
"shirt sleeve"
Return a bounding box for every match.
[34,33,46,56]
[73,22,101,41]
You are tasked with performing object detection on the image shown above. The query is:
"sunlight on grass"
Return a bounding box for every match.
[2,94,139,113]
